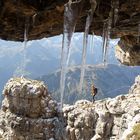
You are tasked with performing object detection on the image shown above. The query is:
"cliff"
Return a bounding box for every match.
[0,76,140,140]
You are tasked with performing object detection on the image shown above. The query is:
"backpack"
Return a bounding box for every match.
[94,88,98,95]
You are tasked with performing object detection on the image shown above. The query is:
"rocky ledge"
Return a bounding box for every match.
[63,75,140,140]
[0,76,140,140]
[115,36,140,66]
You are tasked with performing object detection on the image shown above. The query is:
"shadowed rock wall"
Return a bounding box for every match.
[0,0,140,65]
[0,0,139,41]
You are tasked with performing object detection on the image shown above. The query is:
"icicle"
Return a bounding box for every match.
[137,23,140,43]
[90,32,94,54]
[32,13,37,26]
[102,21,108,64]
[102,5,113,65]
[60,0,83,109]
[102,21,107,62]
[112,0,119,26]
[105,24,111,64]
[79,0,97,94]
[21,23,28,77]
[102,0,115,60]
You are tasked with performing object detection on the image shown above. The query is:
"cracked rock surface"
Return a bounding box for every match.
[63,75,140,140]
[0,76,140,140]
[0,77,63,140]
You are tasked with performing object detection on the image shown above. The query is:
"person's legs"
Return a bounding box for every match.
[92,95,95,103]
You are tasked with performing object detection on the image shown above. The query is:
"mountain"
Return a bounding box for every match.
[0,33,139,103]
[0,38,61,98]
[38,64,140,104]
[0,34,117,97]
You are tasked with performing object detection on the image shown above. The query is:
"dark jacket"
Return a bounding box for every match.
[91,85,98,96]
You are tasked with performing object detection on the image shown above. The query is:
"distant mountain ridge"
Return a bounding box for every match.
[0,34,117,99]
[38,64,140,104]
[0,34,139,104]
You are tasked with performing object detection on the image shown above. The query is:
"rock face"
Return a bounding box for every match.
[0,76,140,140]
[0,0,139,41]
[115,36,140,66]
[63,75,140,140]
[0,77,63,140]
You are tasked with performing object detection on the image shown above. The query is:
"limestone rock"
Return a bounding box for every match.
[129,75,140,94]
[63,75,140,140]
[0,77,63,140]
[115,36,140,66]
[0,75,140,140]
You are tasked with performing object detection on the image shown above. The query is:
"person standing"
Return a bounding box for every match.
[91,84,98,102]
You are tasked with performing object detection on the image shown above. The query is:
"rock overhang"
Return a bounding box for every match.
[0,0,139,41]
[0,0,140,66]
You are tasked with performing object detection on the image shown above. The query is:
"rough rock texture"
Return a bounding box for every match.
[63,75,140,140]
[115,36,140,66]
[0,0,139,41]
[0,77,64,140]
[0,76,140,140]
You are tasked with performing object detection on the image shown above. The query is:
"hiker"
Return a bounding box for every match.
[91,84,98,102]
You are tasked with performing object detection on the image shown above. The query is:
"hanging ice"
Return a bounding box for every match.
[102,9,112,65]
[112,0,119,26]
[21,23,28,77]
[32,13,37,26]
[90,32,94,54]
[102,21,108,64]
[60,0,83,109]
[13,23,28,77]
[79,0,97,93]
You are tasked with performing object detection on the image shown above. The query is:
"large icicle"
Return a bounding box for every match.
[60,0,83,109]
[112,0,119,26]
[102,20,109,64]
[21,23,28,77]
[13,24,28,77]
[102,8,113,65]
[32,13,37,26]
[90,32,94,54]
[102,0,118,64]
[102,21,107,63]
[79,0,97,94]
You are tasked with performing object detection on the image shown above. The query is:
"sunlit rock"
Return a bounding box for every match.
[0,75,140,139]
[63,75,140,140]
[0,77,63,140]
[115,36,140,66]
